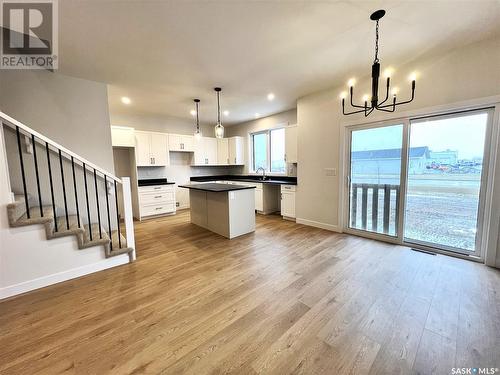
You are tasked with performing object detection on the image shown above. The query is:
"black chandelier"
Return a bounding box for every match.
[342,9,416,117]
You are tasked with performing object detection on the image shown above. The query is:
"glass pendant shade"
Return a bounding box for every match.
[215,122,224,138]
[193,98,202,139]
[214,87,224,139]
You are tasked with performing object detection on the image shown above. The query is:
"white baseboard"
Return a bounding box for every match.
[0,254,130,300]
[296,218,342,233]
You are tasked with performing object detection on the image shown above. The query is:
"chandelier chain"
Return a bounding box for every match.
[374,20,379,63]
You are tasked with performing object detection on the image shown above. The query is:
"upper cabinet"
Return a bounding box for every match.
[111,126,135,147]
[193,136,218,165]
[169,134,194,152]
[228,136,244,165]
[217,138,229,165]
[135,131,169,167]
[285,125,298,164]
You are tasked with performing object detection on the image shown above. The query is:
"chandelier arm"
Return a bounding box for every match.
[375,106,396,113]
[377,77,391,106]
[378,89,415,109]
[342,103,369,116]
[365,107,375,117]
[349,87,366,109]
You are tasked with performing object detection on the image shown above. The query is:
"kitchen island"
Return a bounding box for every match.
[179,183,256,239]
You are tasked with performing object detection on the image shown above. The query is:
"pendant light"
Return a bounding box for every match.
[193,99,202,139]
[341,9,416,117]
[214,87,224,138]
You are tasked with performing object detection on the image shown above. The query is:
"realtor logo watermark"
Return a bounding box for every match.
[451,368,499,374]
[0,0,58,69]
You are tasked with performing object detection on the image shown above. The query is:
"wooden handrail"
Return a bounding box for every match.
[0,111,121,183]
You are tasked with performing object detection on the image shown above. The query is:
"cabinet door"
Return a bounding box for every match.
[205,137,218,165]
[135,131,152,166]
[228,136,244,165]
[285,126,298,163]
[281,192,296,218]
[181,135,194,152]
[217,138,229,165]
[111,126,135,147]
[193,136,206,165]
[255,189,263,211]
[150,133,169,166]
[168,134,182,151]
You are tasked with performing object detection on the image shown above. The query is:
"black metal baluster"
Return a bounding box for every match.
[31,134,43,217]
[114,180,122,249]
[58,149,69,230]
[71,157,81,228]
[104,175,112,251]
[94,169,102,239]
[83,163,92,240]
[16,127,30,218]
[45,142,57,231]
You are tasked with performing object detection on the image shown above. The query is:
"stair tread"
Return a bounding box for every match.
[82,223,109,244]
[50,215,85,237]
[13,206,54,226]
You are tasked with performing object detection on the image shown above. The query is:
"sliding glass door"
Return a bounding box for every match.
[404,110,491,255]
[348,124,404,238]
[346,108,492,257]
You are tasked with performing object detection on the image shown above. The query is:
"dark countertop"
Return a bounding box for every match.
[179,183,256,192]
[138,178,175,187]
[190,174,297,185]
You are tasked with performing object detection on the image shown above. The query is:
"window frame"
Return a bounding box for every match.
[250,127,286,175]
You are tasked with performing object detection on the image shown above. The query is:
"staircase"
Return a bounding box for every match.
[7,195,132,257]
[0,111,136,295]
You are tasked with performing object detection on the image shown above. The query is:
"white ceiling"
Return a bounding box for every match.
[58,0,500,125]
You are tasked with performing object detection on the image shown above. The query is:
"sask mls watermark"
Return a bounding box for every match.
[0,0,58,69]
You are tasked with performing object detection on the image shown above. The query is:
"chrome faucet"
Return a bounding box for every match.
[256,167,266,180]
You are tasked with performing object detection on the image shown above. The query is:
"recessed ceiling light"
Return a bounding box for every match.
[190,109,197,116]
[223,110,229,116]
[267,93,275,101]
[255,113,260,118]
[121,97,131,105]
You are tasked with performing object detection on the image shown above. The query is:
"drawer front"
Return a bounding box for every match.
[141,203,176,217]
[140,191,175,205]
[281,184,296,192]
[139,185,174,194]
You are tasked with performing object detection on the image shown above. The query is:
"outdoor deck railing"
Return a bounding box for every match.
[350,183,400,235]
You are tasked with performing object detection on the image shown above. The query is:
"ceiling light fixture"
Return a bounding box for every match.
[223,110,229,116]
[193,99,202,139]
[121,96,131,105]
[267,93,275,101]
[190,109,196,116]
[214,87,224,139]
[342,10,416,117]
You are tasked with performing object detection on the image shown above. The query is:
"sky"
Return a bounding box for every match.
[351,112,488,159]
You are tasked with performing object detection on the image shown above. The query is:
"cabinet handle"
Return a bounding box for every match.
[284,154,287,161]
[234,157,236,164]
[181,143,184,149]
[156,207,163,210]
[154,187,161,190]
[227,158,229,164]
[155,195,162,198]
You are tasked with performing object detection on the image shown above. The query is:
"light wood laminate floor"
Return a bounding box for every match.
[1,211,499,374]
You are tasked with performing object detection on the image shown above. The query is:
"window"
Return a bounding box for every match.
[251,127,286,173]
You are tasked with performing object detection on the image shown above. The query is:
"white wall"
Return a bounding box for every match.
[0,70,115,172]
[226,109,297,175]
[110,112,243,209]
[296,36,500,264]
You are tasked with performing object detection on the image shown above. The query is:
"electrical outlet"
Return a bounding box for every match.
[325,168,337,177]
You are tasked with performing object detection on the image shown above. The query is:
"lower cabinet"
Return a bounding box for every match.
[281,185,296,219]
[139,184,176,219]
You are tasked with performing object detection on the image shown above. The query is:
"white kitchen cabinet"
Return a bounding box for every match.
[217,138,229,165]
[193,136,218,165]
[138,184,176,219]
[135,131,169,167]
[285,125,298,164]
[228,136,244,165]
[169,134,194,152]
[255,188,263,212]
[281,185,296,219]
[111,126,135,147]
